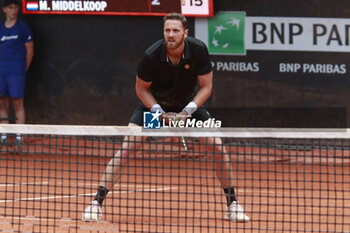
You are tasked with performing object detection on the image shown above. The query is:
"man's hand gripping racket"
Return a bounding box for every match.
[161,111,189,125]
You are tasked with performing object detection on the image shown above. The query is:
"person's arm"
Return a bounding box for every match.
[192,71,213,107]
[135,75,159,110]
[181,71,213,116]
[25,41,34,71]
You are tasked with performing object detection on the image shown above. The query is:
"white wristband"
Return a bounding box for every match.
[151,104,165,113]
[182,101,197,115]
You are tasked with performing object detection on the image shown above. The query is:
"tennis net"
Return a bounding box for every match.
[0,124,349,232]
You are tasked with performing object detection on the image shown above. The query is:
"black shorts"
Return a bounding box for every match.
[129,102,212,126]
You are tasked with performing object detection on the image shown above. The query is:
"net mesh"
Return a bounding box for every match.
[0,125,349,233]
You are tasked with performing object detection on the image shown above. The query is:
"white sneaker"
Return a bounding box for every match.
[225,201,249,222]
[0,134,7,143]
[82,200,102,221]
[15,134,23,146]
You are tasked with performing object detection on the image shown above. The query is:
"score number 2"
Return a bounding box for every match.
[151,0,160,5]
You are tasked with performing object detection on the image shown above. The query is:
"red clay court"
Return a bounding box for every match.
[0,126,349,232]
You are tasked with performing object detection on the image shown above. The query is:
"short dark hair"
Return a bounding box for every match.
[163,12,188,30]
[3,0,19,7]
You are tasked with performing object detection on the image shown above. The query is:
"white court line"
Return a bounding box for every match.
[0,186,178,203]
[0,182,49,188]
[59,183,162,188]
[0,180,304,201]
[0,216,78,222]
[0,187,292,204]
[2,180,324,203]
[1,180,325,197]
[1,181,168,188]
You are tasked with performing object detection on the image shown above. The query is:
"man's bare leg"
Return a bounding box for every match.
[200,136,249,222]
[0,97,10,123]
[96,123,142,199]
[82,123,143,221]
[0,97,10,143]
[12,98,25,124]
[200,137,234,188]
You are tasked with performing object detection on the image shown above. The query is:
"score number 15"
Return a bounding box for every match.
[182,0,203,6]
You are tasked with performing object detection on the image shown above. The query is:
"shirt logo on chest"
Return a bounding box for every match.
[0,35,19,42]
[184,64,190,70]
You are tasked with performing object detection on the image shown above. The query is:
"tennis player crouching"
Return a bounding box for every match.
[82,12,249,223]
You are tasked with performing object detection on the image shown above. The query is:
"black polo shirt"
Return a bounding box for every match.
[137,36,212,112]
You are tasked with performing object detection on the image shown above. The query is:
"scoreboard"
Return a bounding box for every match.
[22,0,213,16]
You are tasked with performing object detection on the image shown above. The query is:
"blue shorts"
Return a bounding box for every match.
[0,73,26,98]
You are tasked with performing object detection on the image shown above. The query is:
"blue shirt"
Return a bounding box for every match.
[0,19,33,74]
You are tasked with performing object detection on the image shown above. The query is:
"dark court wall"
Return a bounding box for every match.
[1,1,198,125]
[23,15,171,125]
[1,0,194,125]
